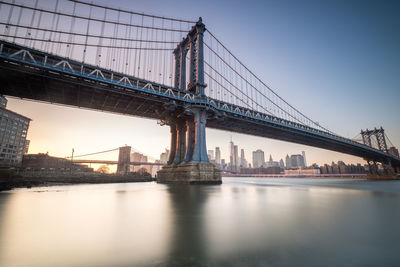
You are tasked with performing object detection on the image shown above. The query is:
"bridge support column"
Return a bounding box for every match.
[366,159,378,175]
[173,119,187,164]
[191,108,209,162]
[382,159,395,176]
[157,109,221,184]
[365,159,398,179]
[157,18,220,184]
[167,123,177,165]
[184,119,195,162]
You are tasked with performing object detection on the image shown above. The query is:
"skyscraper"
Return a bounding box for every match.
[229,139,234,171]
[240,148,247,168]
[215,147,221,164]
[0,95,31,167]
[285,154,291,169]
[233,145,239,172]
[279,159,285,169]
[290,154,305,169]
[208,150,214,161]
[252,149,265,168]
[302,151,307,167]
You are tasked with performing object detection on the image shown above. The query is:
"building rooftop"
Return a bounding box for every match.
[0,106,31,121]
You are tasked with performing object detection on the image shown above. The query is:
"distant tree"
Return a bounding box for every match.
[137,167,151,178]
[97,165,110,174]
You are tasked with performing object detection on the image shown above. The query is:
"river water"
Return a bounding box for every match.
[0,177,399,267]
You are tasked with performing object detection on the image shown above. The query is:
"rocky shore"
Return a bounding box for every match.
[0,170,155,192]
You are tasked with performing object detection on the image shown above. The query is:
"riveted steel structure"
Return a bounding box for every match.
[157,18,222,183]
[361,128,395,175]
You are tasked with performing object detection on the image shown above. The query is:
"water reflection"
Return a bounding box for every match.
[0,183,173,267]
[164,185,214,266]
[0,178,399,266]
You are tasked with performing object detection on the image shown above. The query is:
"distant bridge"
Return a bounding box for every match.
[72,159,164,166]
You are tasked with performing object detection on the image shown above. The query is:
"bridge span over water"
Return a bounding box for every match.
[0,0,398,182]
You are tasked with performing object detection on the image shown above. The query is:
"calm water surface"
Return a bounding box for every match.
[0,177,400,267]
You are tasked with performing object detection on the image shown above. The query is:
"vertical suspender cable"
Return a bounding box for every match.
[12,3,23,43]
[4,0,15,42]
[26,0,38,47]
[137,15,143,78]
[96,8,107,66]
[149,17,154,81]
[144,17,149,80]
[33,2,43,49]
[67,1,77,59]
[126,13,133,74]
[162,19,166,85]
[115,11,121,72]
[82,4,92,63]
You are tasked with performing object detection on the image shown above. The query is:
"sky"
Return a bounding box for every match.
[5,0,400,169]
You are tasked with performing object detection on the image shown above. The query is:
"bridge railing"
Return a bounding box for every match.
[0,39,199,102]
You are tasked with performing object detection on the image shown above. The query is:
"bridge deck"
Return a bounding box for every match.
[0,40,399,167]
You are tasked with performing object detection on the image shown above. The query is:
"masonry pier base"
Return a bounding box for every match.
[157,162,221,184]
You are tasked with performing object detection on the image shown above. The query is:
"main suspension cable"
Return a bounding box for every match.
[68,0,196,24]
[0,1,190,33]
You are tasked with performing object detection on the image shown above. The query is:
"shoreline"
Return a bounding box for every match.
[0,172,156,192]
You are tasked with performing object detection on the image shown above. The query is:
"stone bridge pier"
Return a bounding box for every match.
[157,107,221,184]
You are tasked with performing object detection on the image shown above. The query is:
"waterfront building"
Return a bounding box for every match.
[0,95,31,167]
[130,152,149,173]
[252,149,265,168]
[284,169,320,175]
[160,149,170,164]
[22,153,93,172]
[240,166,282,175]
[266,154,280,167]
[318,161,365,174]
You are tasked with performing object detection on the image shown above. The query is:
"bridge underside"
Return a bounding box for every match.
[0,52,399,172]
[0,62,164,120]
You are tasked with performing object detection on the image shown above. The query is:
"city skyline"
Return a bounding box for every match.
[4,0,400,169]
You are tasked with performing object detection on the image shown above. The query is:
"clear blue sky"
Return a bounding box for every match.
[7,0,400,167]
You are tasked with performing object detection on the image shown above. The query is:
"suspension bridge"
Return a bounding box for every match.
[67,146,164,170]
[0,0,398,183]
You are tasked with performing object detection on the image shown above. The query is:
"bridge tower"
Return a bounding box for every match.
[117,146,131,175]
[157,18,221,184]
[361,127,395,175]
